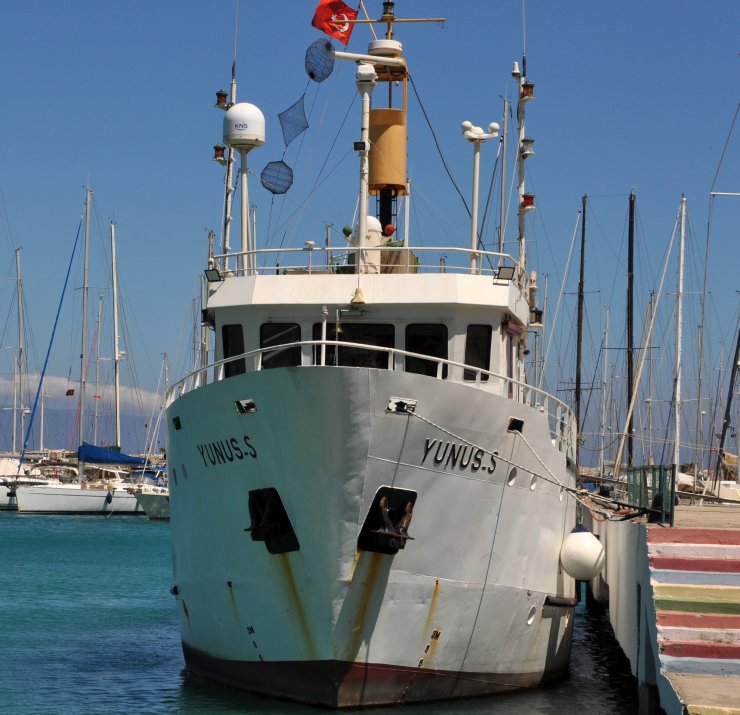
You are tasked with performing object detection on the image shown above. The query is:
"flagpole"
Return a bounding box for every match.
[358,1,378,41]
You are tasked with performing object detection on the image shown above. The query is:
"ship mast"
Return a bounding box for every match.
[512,57,535,286]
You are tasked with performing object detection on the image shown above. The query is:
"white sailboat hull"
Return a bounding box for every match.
[167,366,577,707]
[15,483,144,515]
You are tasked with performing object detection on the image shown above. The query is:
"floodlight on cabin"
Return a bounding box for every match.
[204,267,223,282]
[495,265,516,281]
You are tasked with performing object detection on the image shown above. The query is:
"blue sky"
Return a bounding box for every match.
[0,1,738,457]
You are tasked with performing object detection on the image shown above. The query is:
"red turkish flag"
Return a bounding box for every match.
[311,0,358,46]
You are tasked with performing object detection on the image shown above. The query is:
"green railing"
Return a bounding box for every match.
[626,465,676,526]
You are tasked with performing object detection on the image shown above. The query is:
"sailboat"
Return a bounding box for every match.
[15,196,145,515]
[165,4,592,708]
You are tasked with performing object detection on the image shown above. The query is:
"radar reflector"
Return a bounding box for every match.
[305,39,335,83]
[261,161,294,195]
[278,95,309,147]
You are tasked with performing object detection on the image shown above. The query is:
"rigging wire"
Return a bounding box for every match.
[18,219,82,471]
[408,73,469,217]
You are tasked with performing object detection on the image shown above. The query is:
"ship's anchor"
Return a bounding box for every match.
[372,496,414,549]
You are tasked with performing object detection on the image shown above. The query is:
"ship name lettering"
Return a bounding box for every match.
[420,438,496,474]
[196,435,257,467]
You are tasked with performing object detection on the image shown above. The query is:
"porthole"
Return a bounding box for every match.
[181,464,189,480]
[526,606,537,626]
[559,487,565,502]
[530,474,538,491]
[172,467,178,486]
[507,467,518,486]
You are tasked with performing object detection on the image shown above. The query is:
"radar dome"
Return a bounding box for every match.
[223,102,266,150]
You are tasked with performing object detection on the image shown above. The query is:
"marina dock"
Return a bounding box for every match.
[584,504,740,714]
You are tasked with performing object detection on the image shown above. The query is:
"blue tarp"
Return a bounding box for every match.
[77,442,145,466]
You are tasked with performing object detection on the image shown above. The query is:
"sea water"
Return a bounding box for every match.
[0,514,638,714]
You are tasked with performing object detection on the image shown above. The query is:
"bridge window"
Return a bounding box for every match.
[222,324,246,377]
[464,324,492,381]
[312,323,394,368]
[405,324,448,378]
[260,323,301,369]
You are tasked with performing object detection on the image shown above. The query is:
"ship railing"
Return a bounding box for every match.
[211,245,522,279]
[168,339,575,455]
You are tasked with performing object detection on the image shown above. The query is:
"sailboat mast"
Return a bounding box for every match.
[673,196,686,473]
[647,291,655,464]
[599,308,610,478]
[575,194,587,474]
[111,221,121,449]
[93,293,103,446]
[14,248,24,454]
[79,187,92,451]
[626,192,635,467]
[715,322,740,482]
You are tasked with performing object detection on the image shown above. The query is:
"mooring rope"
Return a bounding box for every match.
[402,406,644,522]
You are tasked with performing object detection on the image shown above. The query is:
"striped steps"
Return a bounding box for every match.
[648,525,740,710]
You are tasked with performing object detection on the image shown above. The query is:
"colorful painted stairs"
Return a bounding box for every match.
[649,526,740,714]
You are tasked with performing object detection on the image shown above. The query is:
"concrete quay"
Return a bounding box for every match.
[583,504,740,715]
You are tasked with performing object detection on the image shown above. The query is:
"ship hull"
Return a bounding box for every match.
[167,366,576,707]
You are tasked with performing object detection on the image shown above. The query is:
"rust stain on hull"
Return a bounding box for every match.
[277,553,317,661]
[347,551,383,658]
[423,579,440,640]
[227,585,243,632]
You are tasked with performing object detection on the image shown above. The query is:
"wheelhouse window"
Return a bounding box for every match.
[222,324,246,378]
[464,324,492,381]
[260,323,301,369]
[405,324,448,378]
[312,323,394,368]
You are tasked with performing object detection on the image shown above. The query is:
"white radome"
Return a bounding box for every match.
[223,102,266,149]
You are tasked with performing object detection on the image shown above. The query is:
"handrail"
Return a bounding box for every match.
[166,339,575,451]
[211,245,521,278]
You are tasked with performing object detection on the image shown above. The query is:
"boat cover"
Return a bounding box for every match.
[77,442,145,466]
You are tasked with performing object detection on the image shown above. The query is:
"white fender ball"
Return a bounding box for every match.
[560,525,605,581]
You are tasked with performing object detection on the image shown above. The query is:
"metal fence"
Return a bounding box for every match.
[626,465,676,526]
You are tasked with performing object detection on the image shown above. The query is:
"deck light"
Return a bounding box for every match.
[204,267,223,282]
[496,266,516,281]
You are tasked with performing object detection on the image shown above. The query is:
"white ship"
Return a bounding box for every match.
[166,4,584,707]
